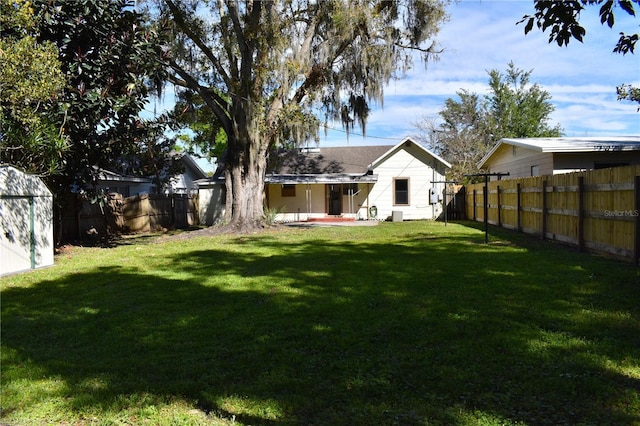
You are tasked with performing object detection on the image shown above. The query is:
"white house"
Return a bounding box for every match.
[0,165,54,276]
[479,136,640,178]
[197,138,451,224]
[168,153,209,194]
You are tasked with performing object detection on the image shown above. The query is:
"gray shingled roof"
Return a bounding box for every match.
[270,146,394,175]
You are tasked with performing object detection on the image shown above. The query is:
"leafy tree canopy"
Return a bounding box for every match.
[519,0,639,107]
[486,62,563,141]
[0,0,69,175]
[172,91,228,167]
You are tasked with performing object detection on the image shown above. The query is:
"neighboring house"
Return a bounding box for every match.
[479,136,640,178]
[94,168,154,197]
[197,137,451,224]
[0,165,54,276]
[95,153,207,196]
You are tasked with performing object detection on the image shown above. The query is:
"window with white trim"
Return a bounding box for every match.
[393,178,409,205]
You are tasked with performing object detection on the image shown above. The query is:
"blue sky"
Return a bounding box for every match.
[320,0,640,146]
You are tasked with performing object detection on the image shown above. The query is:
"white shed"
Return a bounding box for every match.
[0,165,54,276]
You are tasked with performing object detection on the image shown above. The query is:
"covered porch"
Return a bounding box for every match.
[265,174,379,222]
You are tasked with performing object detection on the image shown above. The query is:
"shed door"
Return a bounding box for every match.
[0,197,32,275]
[327,184,342,215]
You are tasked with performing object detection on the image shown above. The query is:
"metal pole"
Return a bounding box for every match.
[464,172,510,244]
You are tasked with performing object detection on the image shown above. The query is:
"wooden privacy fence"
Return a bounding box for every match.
[62,193,198,240]
[465,165,640,264]
[122,193,198,233]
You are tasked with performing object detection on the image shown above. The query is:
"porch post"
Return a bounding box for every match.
[306,184,311,220]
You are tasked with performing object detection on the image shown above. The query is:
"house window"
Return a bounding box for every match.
[531,165,539,176]
[281,184,296,197]
[394,178,409,205]
[342,183,358,195]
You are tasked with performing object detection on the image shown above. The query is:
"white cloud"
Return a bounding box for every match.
[345,0,640,145]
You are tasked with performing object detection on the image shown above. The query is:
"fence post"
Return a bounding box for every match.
[171,194,176,228]
[517,183,521,233]
[542,180,547,240]
[473,189,477,221]
[634,175,639,267]
[497,184,501,228]
[578,176,585,252]
[483,176,489,244]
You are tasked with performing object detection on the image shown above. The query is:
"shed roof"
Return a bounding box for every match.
[0,165,52,197]
[479,136,640,168]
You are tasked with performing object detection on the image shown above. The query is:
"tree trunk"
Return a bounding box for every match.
[224,127,269,233]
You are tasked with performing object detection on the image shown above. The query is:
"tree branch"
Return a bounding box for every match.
[165,0,231,85]
[166,59,233,135]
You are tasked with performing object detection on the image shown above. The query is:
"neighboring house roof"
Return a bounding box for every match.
[95,167,152,184]
[96,153,206,187]
[173,152,208,180]
[479,136,640,168]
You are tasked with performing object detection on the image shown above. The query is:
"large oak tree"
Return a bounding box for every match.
[151,0,449,232]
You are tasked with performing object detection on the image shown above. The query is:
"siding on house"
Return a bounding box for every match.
[267,182,372,221]
[169,154,208,194]
[197,182,225,225]
[267,183,324,220]
[368,142,446,220]
[484,144,554,177]
[480,137,640,179]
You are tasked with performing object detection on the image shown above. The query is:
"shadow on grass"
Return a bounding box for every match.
[2,224,639,424]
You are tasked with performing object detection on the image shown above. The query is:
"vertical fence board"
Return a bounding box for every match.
[463,165,640,262]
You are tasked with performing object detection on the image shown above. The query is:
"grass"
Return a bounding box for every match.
[1,221,639,425]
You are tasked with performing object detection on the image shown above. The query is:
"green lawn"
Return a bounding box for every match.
[1,221,639,425]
